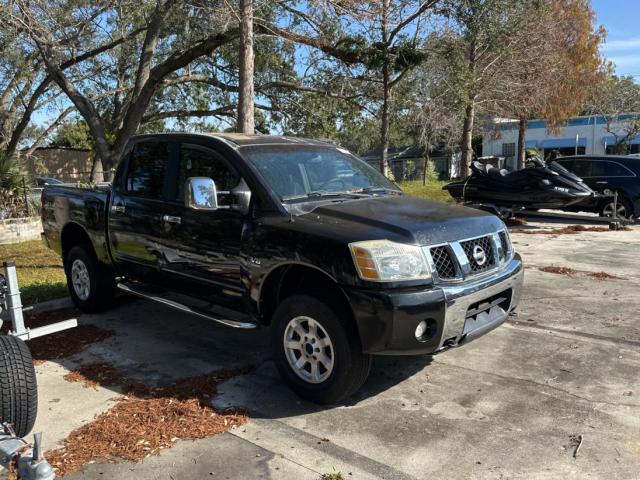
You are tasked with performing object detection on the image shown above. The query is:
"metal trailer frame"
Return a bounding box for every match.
[0,260,78,480]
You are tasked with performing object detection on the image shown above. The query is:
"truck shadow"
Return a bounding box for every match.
[31,297,434,420]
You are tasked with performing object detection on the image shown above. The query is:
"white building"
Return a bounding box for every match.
[482,113,640,170]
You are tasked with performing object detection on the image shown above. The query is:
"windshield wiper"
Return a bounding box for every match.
[285,191,368,201]
[356,187,402,195]
[306,191,369,198]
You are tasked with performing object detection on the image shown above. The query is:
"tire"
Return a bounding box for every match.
[599,197,633,219]
[0,335,37,437]
[271,294,372,404]
[64,245,115,313]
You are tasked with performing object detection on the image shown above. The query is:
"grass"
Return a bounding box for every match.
[397,179,454,203]
[0,240,67,305]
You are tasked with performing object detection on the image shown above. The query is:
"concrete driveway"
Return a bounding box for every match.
[10,219,640,479]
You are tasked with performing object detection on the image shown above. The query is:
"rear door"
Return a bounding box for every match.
[589,159,636,192]
[108,140,174,279]
[158,142,248,313]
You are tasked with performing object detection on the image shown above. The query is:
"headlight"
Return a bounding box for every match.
[349,240,431,282]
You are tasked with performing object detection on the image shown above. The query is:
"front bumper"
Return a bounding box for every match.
[343,254,524,355]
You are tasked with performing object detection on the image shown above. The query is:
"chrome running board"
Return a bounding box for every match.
[116,282,256,330]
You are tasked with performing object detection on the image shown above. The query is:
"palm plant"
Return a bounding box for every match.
[0,153,23,195]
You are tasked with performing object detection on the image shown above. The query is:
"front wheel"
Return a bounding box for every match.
[271,294,372,404]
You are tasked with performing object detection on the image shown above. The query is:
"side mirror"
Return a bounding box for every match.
[186,177,218,210]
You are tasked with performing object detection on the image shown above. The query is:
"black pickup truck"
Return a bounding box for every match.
[42,133,523,403]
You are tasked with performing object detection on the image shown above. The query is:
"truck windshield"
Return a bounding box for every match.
[242,145,401,201]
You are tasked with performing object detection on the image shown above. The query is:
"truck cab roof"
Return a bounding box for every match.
[130,132,335,149]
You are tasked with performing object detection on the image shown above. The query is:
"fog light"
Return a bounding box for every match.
[415,320,428,339]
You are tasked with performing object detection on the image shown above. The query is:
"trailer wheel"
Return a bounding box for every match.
[64,245,115,313]
[0,335,37,437]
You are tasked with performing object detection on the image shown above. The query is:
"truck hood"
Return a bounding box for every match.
[295,195,505,246]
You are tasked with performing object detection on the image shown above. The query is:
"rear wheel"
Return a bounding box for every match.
[0,335,37,437]
[600,198,633,219]
[271,294,372,404]
[64,245,115,313]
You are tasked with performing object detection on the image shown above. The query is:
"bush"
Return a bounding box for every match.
[0,154,32,220]
[423,157,439,183]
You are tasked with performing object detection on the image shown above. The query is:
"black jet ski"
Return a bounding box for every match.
[443,157,594,214]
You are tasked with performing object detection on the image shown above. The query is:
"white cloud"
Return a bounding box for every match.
[602,37,640,52]
[607,54,640,70]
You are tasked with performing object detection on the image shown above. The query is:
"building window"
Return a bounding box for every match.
[502,143,516,157]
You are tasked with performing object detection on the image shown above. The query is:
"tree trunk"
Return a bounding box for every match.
[380,64,391,177]
[422,153,430,186]
[379,0,391,177]
[517,117,527,170]
[237,0,255,134]
[460,101,475,177]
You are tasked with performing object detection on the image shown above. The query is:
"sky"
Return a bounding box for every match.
[592,0,640,78]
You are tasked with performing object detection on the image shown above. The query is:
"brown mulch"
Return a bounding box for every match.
[538,266,578,277]
[63,362,126,389]
[0,307,81,334]
[0,307,113,365]
[586,271,625,281]
[504,217,528,226]
[512,225,609,235]
[29,325,115,366]
[512,224,633,235]
[537,266,624,281]
[47,364,252,477]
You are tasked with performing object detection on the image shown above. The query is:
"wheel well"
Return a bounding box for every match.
[259,265,354,327]
[60,223,93,261]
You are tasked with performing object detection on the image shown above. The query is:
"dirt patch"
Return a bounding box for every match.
[538,266,578,277]
[29,325,114,366]
[47,363,252,477]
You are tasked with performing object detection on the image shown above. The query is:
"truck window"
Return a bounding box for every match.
[126,142,168,198]
[176,145,240,204]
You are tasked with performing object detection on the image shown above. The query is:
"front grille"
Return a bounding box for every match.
[498,231,509,260]
[460,236,496,273]
[430,246,457,279]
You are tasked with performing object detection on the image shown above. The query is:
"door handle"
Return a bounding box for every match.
[162,215,181,224]
[111,204,126,215]
[596,181,608,184]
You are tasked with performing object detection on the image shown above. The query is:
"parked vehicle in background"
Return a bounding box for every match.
[41,133,523,403]
[34,177,63,187]
[554,155,640,218]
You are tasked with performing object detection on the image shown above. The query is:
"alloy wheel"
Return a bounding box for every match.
[283,316,335,384]
[71,258,91,301]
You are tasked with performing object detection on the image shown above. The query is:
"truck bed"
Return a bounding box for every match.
[41,184,112,264]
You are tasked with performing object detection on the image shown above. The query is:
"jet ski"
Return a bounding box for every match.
[443,157,594,215]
